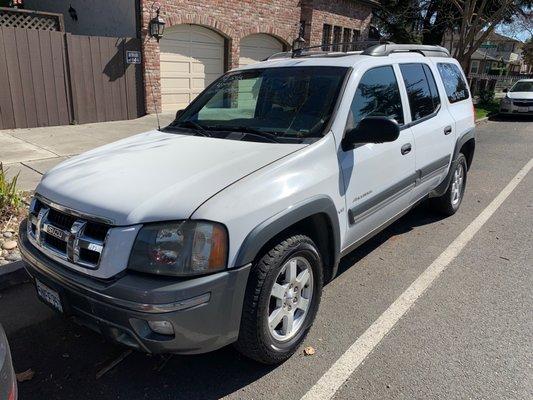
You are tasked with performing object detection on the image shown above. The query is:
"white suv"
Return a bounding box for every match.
[19,44,475,364]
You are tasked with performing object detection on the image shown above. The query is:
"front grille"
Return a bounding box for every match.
[27,197,110,269]
[513,100,533,107]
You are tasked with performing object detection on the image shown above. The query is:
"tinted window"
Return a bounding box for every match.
[423,64,441,110]
[347,66,404,129]
[437,63,470,103]
[400,63,439,121]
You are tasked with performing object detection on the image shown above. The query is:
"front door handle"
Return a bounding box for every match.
[444,126,452,135]
[401,143,412,155]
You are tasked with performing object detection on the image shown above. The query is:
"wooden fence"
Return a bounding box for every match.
[468,73,533,95]
[0,27,143,130]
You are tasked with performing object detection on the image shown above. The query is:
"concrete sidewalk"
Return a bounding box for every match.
[1,113,174,191]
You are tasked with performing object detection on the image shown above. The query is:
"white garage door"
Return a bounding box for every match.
[160,24,224,112]
[239,34,283,67]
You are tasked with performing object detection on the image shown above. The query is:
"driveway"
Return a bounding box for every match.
[1,113,174,191]
[1,117,532,400]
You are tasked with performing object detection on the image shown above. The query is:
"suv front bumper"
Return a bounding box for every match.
[18,220,251,354]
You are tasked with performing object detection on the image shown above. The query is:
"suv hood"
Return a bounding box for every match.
[37,130,304,225]
[507,91,533,99]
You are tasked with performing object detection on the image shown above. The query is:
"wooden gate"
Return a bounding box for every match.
[0,27,144,130]
[66,35,143,125]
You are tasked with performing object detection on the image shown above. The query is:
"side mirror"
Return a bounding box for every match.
[503,88,508,93]
[342,116,400,151]
[175,109,184,119]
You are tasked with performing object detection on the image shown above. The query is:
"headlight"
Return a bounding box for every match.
[501,97,511,104]
[128,221,228,276]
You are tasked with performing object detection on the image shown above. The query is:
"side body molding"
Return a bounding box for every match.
[234,196,341,276]
[431,128,476,197]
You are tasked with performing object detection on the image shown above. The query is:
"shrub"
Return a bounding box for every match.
[478,89,495,106]
[0,163,22,213]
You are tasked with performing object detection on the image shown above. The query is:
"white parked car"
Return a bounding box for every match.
[500,79,533,115]
[19,44,475,364]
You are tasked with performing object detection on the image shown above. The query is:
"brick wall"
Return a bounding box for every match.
[307,0,372,47]
[140,0,373,114]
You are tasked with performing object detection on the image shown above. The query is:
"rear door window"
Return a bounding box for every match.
[399,63,440,122]
[437,63,470,103]
[346,65,404,129]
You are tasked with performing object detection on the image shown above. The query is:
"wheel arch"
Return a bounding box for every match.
[233,196,341,282]
[431,128,475,197]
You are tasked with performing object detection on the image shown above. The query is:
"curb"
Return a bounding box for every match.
[0,261,28,291]
[0,260,23,277]
[475,116,489,124]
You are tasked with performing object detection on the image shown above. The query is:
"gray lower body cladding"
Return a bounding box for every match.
[18,221,251,354]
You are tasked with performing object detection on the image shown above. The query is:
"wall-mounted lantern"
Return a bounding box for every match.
[149,4,165,42]
[292,35,306,52]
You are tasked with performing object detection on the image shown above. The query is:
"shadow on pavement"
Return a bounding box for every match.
[337,202,445,277]
[4,203,444,400]
[488,114,533,122]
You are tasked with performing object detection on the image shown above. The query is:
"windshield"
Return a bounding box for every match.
[510,81,533,92]
[168,66,349,142]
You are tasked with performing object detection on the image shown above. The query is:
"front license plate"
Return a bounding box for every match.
[517,106,528,113]
[36,280,63,313]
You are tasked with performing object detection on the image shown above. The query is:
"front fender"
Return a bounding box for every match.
[233,196,341,272]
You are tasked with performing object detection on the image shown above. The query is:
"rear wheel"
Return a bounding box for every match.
[235,234,323,364]
[429,153,467,216]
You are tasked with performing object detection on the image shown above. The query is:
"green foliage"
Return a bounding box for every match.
[0,163,22,212]
[478,89,496,106]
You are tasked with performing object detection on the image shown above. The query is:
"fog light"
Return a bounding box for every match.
[148,320,174,335]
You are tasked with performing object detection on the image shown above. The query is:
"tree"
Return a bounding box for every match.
[523,37,533,68]
[449,0,532,67]
[373,1,532,67]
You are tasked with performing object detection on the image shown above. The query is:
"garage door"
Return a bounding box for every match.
[160,24,224,112]
[239,34,284,67]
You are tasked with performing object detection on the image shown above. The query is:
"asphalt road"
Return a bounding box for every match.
[1,116,532,400]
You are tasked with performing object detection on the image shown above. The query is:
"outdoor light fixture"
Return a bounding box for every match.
[149,3,165,42]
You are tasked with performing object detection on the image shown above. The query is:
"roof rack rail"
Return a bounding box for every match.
[265,40,381,60]
[362,43,450,57]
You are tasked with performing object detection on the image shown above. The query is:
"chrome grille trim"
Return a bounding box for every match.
[27,197,110,270]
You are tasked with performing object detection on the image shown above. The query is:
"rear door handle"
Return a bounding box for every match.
[444,126,452,135]
[401,143,412,155]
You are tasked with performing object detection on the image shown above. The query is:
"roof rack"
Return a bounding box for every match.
[361,43,450,57]
[265,41,381,60]
[264,42,451,61]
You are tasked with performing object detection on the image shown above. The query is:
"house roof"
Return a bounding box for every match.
[471,49,499,61]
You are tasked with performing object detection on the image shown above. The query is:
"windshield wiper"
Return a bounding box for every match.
[167,120,211,137]
[212,125,282,143]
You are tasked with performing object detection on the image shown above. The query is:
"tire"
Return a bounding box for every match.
[235,234,323,364]
[429,153,468,216]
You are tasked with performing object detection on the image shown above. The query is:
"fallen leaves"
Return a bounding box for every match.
[303,346,316,356]
[16,368,35,382]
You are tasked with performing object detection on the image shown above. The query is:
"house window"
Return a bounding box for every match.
[333,26,342,51]
[470,60,480,74]
[351,30,361,50]
[322,24,332,50]
[342,28,351,51]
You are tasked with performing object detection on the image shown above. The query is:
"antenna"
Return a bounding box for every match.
[147,70,161,130]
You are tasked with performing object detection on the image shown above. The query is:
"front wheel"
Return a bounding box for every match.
[235,234,323,364]
[429,153,468,216]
